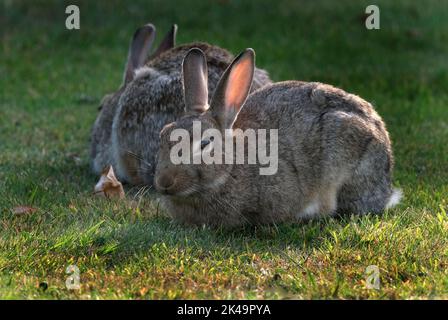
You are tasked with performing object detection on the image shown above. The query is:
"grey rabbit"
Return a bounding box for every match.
[90,23,272,185]
[154,48,402,227]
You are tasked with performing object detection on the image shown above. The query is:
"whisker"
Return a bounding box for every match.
[125,150,152,167]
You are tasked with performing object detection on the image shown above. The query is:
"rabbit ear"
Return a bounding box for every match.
[210,48,255,129]
[182,48,209,113]
[150,24,177,59]
[124,24,156,84]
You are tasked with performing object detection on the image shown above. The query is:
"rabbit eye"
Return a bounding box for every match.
[200,139,211,150]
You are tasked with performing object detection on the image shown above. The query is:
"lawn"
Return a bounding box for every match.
[1,0,447,299]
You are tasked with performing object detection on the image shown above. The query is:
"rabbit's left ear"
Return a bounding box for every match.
[210,49,255,129]
[151,24,177,59]
[124,24,156,84]
[182,48,209,113]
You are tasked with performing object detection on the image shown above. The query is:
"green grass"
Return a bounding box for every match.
[1,0,447,299]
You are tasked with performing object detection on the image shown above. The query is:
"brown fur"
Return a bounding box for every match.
[155,49,400,227]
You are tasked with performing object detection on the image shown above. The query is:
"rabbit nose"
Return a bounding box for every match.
[156,174,175,192]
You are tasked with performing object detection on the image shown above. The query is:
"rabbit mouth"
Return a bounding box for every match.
[162,185,199,198]
[155,183,178,195]
[155,178,197,197]
[154,176,176,195]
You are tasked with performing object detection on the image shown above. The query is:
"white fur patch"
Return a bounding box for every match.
[133,66,152,80]
[298,200,320,218]
[386,188,402,209]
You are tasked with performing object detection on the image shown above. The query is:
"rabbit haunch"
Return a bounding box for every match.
[169,120,278,175]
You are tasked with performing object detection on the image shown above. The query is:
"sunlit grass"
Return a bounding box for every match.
[0,0,447,299]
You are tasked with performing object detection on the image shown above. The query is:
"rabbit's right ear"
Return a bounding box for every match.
[210,49,255,129]
[182,48,209,113]
[150,24,177,59]
[124,24,156,84]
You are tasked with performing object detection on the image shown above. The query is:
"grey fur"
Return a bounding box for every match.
[90,25,272,185]
[155,49,401,227]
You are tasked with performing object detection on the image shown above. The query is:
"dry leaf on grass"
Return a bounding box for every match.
[12,206,38,215]
[94,165,125,199]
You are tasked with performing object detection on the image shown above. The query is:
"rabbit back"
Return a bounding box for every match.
[235,81,395,218]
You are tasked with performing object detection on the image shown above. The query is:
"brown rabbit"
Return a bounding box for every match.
[154,48,401,227]
[90,23,272,185]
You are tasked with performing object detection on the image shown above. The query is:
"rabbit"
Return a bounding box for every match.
[91,23,174,177]
[91,23,272,185]
[154,48,402,227]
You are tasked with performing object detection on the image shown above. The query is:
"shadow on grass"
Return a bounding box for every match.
[65,208,363,271]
